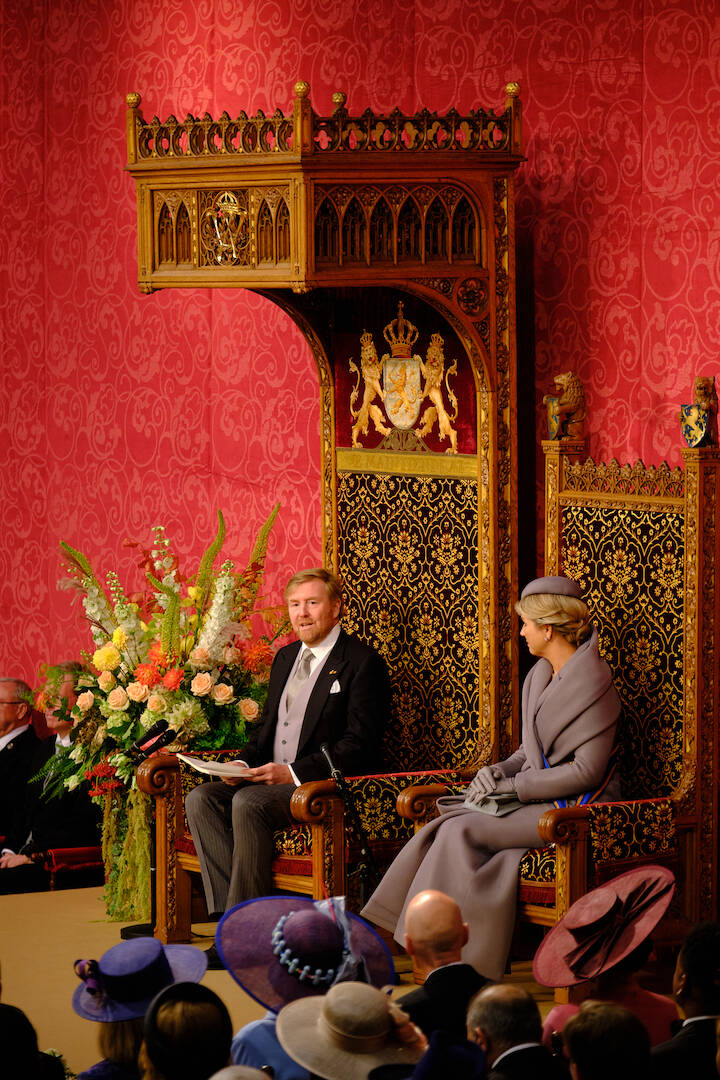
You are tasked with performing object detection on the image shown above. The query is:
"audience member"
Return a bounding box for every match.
[0,1001,65,1079]
[533,865,677,1047]
[562,1002,651,1080]
[395,890,488,1041]
[0,662,101,892]
[139,982,233,1080]
[216,895,394,1080]
[652,921,720,1079]
[72,937,208,1080]
[276,982,426,1079]
[0,676,41,841]
[466,984,569,1079]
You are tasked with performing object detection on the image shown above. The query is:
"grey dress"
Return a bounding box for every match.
[360,628,621,980]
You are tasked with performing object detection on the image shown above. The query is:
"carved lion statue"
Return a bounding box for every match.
[543,371,586,440]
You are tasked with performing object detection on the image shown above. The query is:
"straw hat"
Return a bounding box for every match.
[216,895,394,1012]
[533,865,675,987]
[276,982,425,1080]
[72,937,207,1022]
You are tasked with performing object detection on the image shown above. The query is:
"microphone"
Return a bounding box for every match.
[321,743,342,783]
[132,726,178,762]
[129,719,169,756]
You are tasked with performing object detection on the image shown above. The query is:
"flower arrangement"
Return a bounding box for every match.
[48,506,287,919]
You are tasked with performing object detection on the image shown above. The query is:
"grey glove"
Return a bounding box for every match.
[493,776,516,795]
[465,764,504,804]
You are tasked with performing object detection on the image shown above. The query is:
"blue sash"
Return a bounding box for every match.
[541,743,617,810]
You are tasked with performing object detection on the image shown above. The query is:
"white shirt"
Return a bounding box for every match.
[286,622,341,785]
[492,1042,542,1068]
[0,723,30,753]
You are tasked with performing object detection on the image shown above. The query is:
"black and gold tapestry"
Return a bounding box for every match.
[560,504,684,799]
[337,470,481,771]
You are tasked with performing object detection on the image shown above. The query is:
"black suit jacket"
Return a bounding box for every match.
[243,629,391,783]
[7,738,101,855]
[398,963,489,1041]
[652,1017,718,1080]
[0,726,43,844]
[489,1045,569,1080]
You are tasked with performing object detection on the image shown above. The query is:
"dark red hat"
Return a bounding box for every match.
[533,865,675,987]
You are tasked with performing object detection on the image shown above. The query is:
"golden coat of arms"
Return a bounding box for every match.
[349,303,459,453]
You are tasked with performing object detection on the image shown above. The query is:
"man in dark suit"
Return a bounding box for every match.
[651,922,720,1080]
[397,889,488,1041]
[186,568,390,919]
[467,985,569,1080]
[0,678,42,844]
[0,663,100,893]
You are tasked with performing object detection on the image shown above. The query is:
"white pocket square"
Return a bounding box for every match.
[329,680,341,694]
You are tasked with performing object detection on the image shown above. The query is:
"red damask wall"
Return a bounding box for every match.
[2,1,717,680]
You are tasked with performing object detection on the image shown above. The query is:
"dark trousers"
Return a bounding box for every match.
[185,780,295,914]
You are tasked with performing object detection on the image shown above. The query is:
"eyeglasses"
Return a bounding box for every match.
[0,700,26,705]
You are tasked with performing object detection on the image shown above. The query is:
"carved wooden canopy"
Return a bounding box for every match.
[125,83,525,765]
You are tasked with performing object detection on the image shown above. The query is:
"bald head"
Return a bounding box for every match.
[467,984,542,1062]
[404,890,469,972]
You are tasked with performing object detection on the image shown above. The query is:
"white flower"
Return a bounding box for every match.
[65,775,80,791]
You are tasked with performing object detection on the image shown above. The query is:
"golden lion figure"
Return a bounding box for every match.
[349,331,391,447]
[678,376,718,446]
[543,371,586,440]
[417,333,458,454]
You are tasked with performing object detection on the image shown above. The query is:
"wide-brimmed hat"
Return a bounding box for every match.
[521,575,583,600]
[533,865,675,987]
[276,982,425,1080]
[216,895,394,1012]
[72,937,207,1022]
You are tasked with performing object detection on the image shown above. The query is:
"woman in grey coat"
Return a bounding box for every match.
[361,576,621,981]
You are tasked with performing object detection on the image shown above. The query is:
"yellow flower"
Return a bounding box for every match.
[112,627,128,649]
[187,586,202,605]
[93,643,122,672]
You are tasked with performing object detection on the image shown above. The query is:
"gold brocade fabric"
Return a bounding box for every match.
[561,505,684,799]
[337,470,480,771]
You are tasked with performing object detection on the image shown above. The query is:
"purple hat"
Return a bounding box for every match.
[521,575,583,600]
[72,937,207,1022]
[216,896,394,1012]
[533,865,675,987]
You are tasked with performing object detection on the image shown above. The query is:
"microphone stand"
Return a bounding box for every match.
[321,743,380,909]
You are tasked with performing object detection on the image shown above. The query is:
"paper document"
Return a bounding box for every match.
[176,753,251,778]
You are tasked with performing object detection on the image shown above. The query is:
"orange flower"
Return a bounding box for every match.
[135,663,160,687]
[162,668,184,691]
[243,641,274,676]
[148,639,169,667]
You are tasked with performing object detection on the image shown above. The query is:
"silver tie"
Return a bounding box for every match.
[285,649,314,709]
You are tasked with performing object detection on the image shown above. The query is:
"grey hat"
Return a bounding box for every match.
[521,575,583,600]
[276,982,424,1080]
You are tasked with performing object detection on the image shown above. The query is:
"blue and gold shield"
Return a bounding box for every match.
[680,404,709,448]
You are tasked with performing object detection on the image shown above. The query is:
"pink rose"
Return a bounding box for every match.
[107,687,129,711]
[190,672,214,697]
[211,683,235,705]
[190,647,211,668]
[238,698,260,721]
[147,694,166,714]
[223,645,242,665]
[97,671,116,692]
[127,681,149,703]
[76,690,95,713]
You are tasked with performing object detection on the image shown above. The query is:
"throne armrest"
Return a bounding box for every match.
[136,752,179,797]
[290,779,342,823]
[536,805,591,845]
[397,769,476,826]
